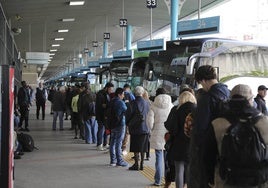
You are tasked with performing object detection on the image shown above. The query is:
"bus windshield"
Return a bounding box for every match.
[110,57,147,89]
[143,38,204,96]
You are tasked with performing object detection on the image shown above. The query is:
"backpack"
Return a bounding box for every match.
[17,133,36,152]
[184,112,194,138]
[219,115,268,186]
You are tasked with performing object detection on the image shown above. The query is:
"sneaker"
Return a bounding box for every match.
[152,183,161,186]
[122,150,128,156]
[97,144,104,151]
[117,161,128,167]
[110,163,116,167]
[104,144,110,149]
[25,128,30,132]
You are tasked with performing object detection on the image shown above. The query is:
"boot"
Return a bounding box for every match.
[129,153,139,170]
[140,162,144,170]
[140,152,145,170]
[129,163,139,170]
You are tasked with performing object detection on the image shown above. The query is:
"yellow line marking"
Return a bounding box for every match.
[124,152,175,188]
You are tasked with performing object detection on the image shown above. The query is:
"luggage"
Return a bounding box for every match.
[17,132,35,152]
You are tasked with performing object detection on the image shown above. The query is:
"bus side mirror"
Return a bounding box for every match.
[186,58,196,75]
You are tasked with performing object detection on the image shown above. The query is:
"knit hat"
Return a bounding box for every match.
[231,84,254,100]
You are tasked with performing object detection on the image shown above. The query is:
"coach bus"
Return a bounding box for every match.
[143,38,268,97]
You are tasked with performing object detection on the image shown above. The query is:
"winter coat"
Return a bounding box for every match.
[112,97,127,128]
[52,91,66,111]
[254,94,268,115]
[212,105,268,188]
[128,96,150,135]
[165,102,196,162]
[147,94,173,150]
[95,89,110,122]
[188,83,230,187]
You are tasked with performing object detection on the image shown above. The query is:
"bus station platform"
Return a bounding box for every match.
[14,103,175,188]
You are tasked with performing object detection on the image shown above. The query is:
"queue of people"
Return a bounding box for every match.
[16,65,268,188]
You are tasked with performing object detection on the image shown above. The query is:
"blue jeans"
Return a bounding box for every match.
[53,111,64,130]
[109,126,125,164]
[154,149,164,185]
[96,121,107,146]
[84,118,98,144]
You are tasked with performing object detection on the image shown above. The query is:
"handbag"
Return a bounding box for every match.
[127,103,144,128]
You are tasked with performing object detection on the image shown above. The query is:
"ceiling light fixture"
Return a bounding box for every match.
[57,29,69,33]
[62,18,75,22]
[69,1,85,6]
[50,49,58,52]
[51,44,60,47]
[55,38,64,41]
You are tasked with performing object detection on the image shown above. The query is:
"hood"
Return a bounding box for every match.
[153,94,172,109]
[209,83,230,100]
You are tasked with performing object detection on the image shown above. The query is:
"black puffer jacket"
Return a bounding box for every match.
[165,102,196,162]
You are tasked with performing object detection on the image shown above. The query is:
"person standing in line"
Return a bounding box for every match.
[81,86,97,144]
[146,88,174,186]
[212,84,268,187]
[17,81,31,132]
[128,86,150,171]
[52,86,66,130]
[95,82,114,151]
[165,91,197,188]
[109,87,128,167]
[71,85,81,139]
[122,83,135,156]
[35,82,48,120]
[254,85,268,115]
[77,82,90,140]
[64,86,73,120]
[142,89,152,161]
[188,65,230,188]
[48,85,56,115]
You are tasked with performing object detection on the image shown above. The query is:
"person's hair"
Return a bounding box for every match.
[115,87,124,96]
[156,87,167,96]
[178,91,197,108]
[123,83,131,89]
[142,90,150,100]
[195,65,216,82]
[81,82,89,89]
[180,87,194,95]
[105,82,114,88]
[134,86,144,96]
[21,81,26,85]
[59,86,66,92]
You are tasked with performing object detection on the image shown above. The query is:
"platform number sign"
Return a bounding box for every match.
[119,19,128,27]
[103,32,110,40]
[92,41,98,47]
[146,0,157,8]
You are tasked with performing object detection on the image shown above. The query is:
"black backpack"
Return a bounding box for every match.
[219,115,268,186]
[17,133,36,152]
